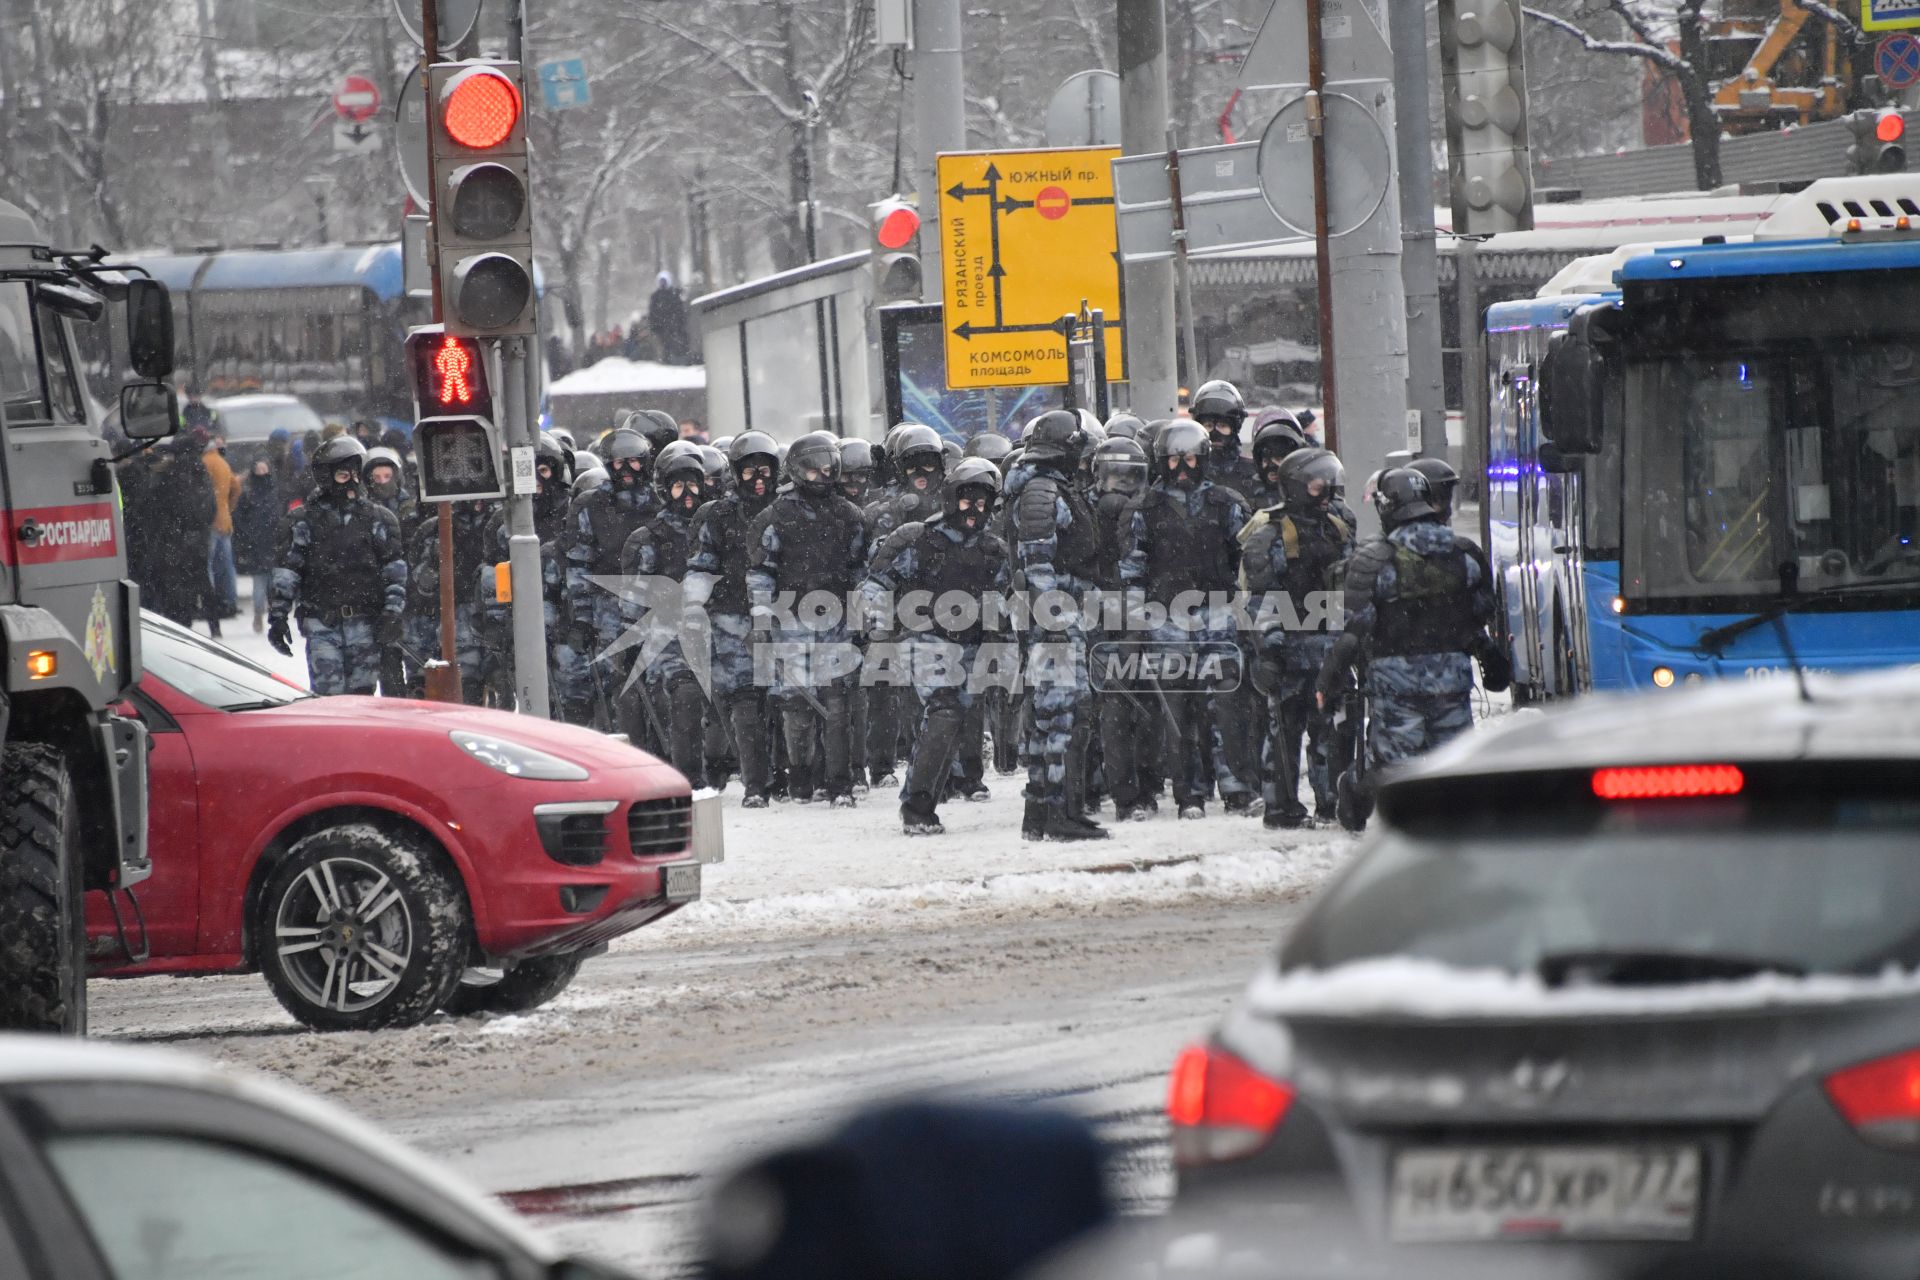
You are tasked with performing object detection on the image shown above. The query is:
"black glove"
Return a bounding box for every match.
[378,613,404,647]
[1477,640,1513,693]
[267,617,293,656]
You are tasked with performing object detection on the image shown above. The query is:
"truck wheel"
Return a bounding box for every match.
[442,954,584,1017]
[257,823,469,1032]
[0,744,85,1035]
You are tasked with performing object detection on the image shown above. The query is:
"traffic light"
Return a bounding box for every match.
[869,195,923,306]
[1846,109,1907,175]
[1439,0,1535,234]
[405,324,503,502]
[428,61,537,337]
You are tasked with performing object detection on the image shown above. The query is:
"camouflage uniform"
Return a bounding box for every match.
[404,503,493,704]
[270,493,408,696]
[687,488,779,803]
[1239,503,1353,822]
[621,498,708,787]
[1319,519,1493,783]
[1007,461,1100,811]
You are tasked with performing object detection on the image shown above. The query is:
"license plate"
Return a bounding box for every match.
[1389,1144,1700,1242]
[663,861,701,903]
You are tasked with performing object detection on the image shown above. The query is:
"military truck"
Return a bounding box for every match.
[0,198,180,1034]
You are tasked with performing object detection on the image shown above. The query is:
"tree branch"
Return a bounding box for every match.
[1522,6,1690,75]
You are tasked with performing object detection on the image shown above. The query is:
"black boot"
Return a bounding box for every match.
[1044,805,1110,841]
[1022,799,1048,841]
[901,795,944,836]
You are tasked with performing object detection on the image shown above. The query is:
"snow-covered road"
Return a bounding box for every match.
[113,611,1348,1272]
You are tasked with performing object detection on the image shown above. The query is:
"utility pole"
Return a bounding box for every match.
[1119,0,1179,419]
[912,0,965,301]
[1389,0,1446,461]
[422,0,462,706]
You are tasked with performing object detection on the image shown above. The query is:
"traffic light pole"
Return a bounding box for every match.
[421,0,464,705]
[498,336,551,718]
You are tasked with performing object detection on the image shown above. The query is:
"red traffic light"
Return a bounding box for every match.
[407,329,493,420]
[442,68,522,150]
[875,202,920,251]
[1879,111,1907,145]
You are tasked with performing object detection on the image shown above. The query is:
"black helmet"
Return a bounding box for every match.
[728,430,778,468]
[963,433,1013,466]
[604,427,652,490]
[360,444,404,484]
[312,435,367,497]
[1408,457,1460,515]
[1373,466,1440,529]
[1078,420,1107,460]
[1277,448,1345,510]
[1001,444,1023,475]
[883,422,919,455]
[1092,437,1148,496]
[1252,413,1309,476]
[944,458,1002,532]
[1156,420,1209,464]
[1139,419,1173,457]
[548,426,576,453]
[1021,409,1083,465]
[572,466,608,499]
[1104,413,1144,441]
[628,408,681,454]
[941,438,963,473]
[1189,379,1247,425]
[534,432,569,474]
[657,442,707,513]
[887,423,943,465]
[698,445,729,487]
[840,438,877,475]
[710,434,735,454]
[788,431,841,496]
[653,440,703,485]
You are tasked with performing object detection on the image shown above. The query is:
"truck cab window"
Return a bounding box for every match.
[0,282,47,423]
[34,293,84,424]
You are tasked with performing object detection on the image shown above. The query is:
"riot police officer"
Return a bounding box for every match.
[1119,419,1259,819]
[1409,456,1461,523]
[483,433,590,722]
[1009,410,1107,842]
[840,439,878,507]
[1316,467,1505,829]
[626,407,683,459]
[687,431,781,807]
[1190,380,1258,496]
[1241,448,1353,827]
[565,427,657,723]
[868,424,947,541]
[1089,436,1161,821]
[865,458,1010,835]
[268,436,408,696]
[747,432,867,806]
[622,442,712,788]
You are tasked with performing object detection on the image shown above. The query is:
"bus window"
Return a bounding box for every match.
[1680,357,1779,587]
[0,283,47,424]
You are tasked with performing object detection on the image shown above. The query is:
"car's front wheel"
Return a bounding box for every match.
[257,823,468,1032]
[442,954,583,1017]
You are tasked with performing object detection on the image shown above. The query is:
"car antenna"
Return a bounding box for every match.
[1772,560,1813,704]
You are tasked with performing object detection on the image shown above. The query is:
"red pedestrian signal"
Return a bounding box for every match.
[405,326,493,422]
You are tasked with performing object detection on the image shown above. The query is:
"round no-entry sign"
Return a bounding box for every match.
[1878,33,1920,91]
[334,73,382,123]
[1036,186,1071,221]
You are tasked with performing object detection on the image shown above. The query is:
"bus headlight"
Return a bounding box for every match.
[1651,666,1677,689]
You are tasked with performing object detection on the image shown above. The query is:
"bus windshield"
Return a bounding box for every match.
[1625,340,1920,605]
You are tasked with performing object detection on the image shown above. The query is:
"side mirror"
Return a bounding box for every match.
[120,381,179,441]
[1538,330,1605,456]
[1538,441,1580,474]
[126,278,175,381]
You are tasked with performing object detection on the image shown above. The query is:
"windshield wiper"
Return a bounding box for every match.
[1692,561,1813,703]
[1538,948,1808,989]
[221,698,307,712]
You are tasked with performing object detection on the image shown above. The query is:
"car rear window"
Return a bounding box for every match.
[1283,804,1920,979]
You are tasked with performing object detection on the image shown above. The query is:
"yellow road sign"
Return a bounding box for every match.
[1865,0,1920,31]
[937,146,1125,389]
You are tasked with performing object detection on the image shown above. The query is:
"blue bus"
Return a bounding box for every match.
[1486,175,1920,699]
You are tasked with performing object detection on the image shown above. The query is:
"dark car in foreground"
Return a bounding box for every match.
[1166,673,1920,1278]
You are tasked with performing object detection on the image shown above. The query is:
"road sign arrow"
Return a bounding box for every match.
[987,263,1006,278]
[998,196,1033,214]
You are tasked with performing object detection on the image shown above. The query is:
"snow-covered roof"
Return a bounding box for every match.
[549,358,708,398]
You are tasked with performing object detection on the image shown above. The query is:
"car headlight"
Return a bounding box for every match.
[449,730,589,781]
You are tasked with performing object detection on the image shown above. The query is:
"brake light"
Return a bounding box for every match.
[1826,1048,1920,1148]
[1591,764,1743,800]
[1167,1042,1294,1167]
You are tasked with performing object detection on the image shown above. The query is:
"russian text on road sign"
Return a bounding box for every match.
[537,55,591,111]
[937,147,1124,390]
[1865,0,1920,31]
[335,74,382,122]
[1879,32,1920,87]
